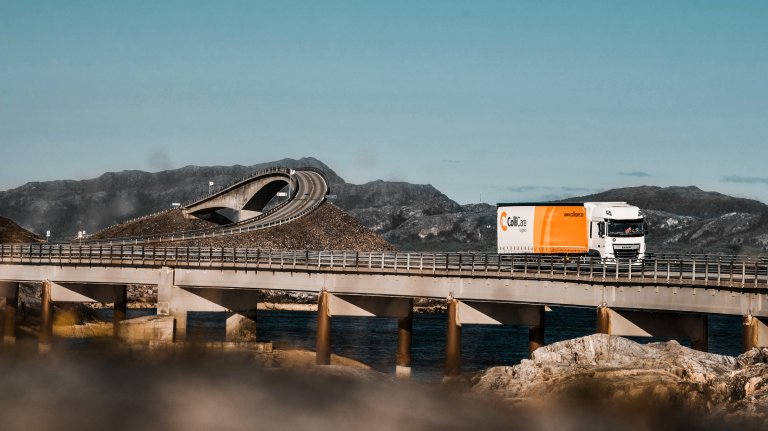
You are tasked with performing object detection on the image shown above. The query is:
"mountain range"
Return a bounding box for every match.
[1,157,767,254]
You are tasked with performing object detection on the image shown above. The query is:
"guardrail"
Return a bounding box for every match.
[1,245,766,289]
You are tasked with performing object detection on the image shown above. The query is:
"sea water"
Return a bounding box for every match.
[94,307,744,382]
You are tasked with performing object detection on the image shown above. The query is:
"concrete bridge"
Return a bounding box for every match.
[84,167,329,245]
[182,167,294,223]
[1,245,767,377]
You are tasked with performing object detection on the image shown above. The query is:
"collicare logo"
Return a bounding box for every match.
[500,212,527,231]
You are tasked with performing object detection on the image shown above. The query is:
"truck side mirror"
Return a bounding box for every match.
[643,222,648,235]
[598,222,605,238]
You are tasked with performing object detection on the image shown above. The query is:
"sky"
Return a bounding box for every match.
[1,1,767,204]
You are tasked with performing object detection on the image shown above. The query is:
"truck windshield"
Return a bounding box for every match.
[607,220,645,237]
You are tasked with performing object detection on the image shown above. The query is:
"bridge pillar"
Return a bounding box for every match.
[2,282,19,346]
[596,306,610,335]
[743,315,768,351]
[39,280,53,354]
[113,287,127,340]
[444,298,461,378]
[316,291,331,365]
[226,311,258,342]
[325,293,413,375]
[528,305,545,356]
[172,310,187,342]
[596,307,709,352]
[692,315,708,352]
[454,300,547,358]
[156,267,190,342]
[396,299,414,378]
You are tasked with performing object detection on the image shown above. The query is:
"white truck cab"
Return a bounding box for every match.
[584,202,647,261]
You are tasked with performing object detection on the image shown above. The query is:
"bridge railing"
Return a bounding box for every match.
[1,244,766,289]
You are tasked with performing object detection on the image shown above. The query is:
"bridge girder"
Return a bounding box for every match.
[183,174,291,223]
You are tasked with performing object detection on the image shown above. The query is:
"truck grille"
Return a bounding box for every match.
[613,247,639,260]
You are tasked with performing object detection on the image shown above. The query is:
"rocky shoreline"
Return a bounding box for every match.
[472,334,768,422]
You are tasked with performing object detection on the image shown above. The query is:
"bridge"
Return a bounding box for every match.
[84,166,329,244]
[1,245,767,377]
[182,167,328,224]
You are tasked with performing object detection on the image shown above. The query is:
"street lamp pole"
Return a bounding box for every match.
[289,169,294,199]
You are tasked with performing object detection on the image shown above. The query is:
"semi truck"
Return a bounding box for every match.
[497,202,647,260]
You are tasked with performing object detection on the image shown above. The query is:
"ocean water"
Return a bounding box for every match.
[95,307,745,381]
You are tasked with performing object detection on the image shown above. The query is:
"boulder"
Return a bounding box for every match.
[473,334,768,419]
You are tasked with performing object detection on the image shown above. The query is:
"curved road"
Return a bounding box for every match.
[245,170,328,226]
[84,169,328,245]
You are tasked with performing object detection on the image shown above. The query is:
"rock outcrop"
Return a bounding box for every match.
[473,334,768,420]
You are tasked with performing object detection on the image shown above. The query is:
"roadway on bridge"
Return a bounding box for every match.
[84,168,328,245]
[242,170,327,226]
[0,246,766,318]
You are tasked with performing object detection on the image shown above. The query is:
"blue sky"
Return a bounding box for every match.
[1,1,767,204]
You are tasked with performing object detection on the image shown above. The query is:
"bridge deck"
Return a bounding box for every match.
[1,244,767,319]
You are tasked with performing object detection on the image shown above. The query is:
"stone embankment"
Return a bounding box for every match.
[473,334,768,420]
[87,203,397,252]
[88,208,216,240]
[173,203,397,251]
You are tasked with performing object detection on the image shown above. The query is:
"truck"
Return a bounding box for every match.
[497,202,647,261]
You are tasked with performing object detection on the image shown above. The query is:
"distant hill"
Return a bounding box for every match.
[1,158,767,254]
[562,187,768,255]
[0,216,43,243]
[563,186,768,219]
[0,157,337,241]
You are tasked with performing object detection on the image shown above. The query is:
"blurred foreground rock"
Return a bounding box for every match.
[473,334,768,420]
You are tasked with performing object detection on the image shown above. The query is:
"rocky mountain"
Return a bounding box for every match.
[563,187,768,255]
[357,183,768,255]
[0,157,336,241]
[0,156,496,250]
[1,158,767,254]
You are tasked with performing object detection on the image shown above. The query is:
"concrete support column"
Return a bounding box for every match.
[691,315,708,352]
[3,282,19,346]
[743,315,767,352]
[528,305,545,356]
[39,281,53,354]
[396,299,414,378]
[744,315,757,351]
[226,311,257,342]
[113,287,127,340]
[596,306,610,334]
[157,269,189,342]
[444,298,461,378]
[173,310,187,342]
[316,291,331,365]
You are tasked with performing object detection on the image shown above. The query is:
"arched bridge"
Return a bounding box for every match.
[182,167,328,224]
